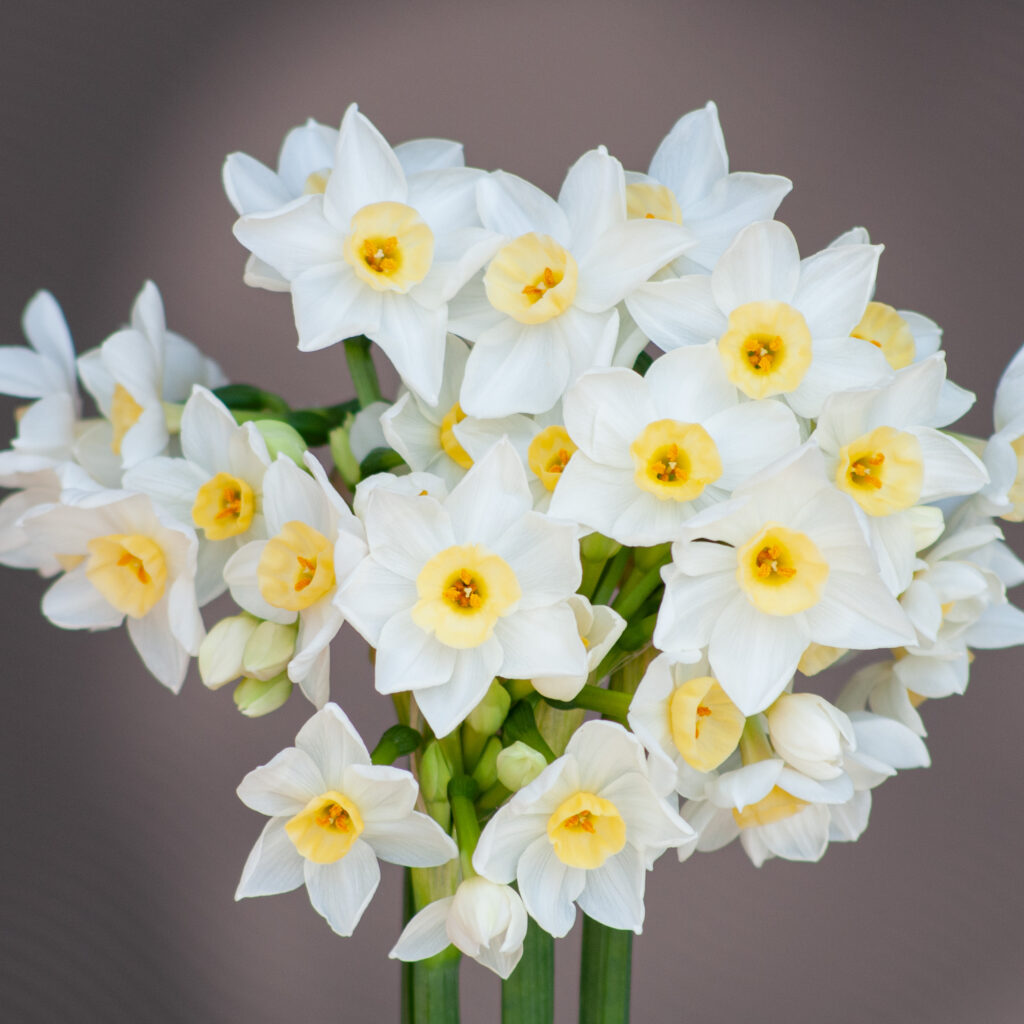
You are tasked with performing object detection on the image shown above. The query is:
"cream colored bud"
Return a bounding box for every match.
[233,673,292,717]
[766,692,855,780]
[446,878,528,978]
[496,741,547,792]
[242,620,298,681]
[198,612,260,689]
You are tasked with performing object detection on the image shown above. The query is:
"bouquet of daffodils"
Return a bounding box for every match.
[3,101,1023,1022]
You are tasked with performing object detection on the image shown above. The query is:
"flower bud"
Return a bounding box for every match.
[765,692,855,780]
[198,612,260,689]
[471,736,502,792]
[242,620,297,681]
[328,422,360,490]
[233,673,292,717]
[466,680,512,737]
[446,878,528,978]
[253,420,308,467]
[419,740,453,830]
[633,541,672,571]
[496,741,547,792]
[580,532,621,562]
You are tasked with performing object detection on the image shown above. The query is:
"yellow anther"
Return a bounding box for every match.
[294,555,317,592]
[116,551,151,585]
[361,236,399,274]
[755,545,797,580]
[444,569,484,609]
[562,811,597,834]
[215,486,242,520]
[522,266,560,302]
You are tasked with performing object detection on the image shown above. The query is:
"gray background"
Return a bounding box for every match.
[2,1,1023,1021]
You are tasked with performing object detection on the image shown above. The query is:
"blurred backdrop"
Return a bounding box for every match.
[2,1,1023,1020]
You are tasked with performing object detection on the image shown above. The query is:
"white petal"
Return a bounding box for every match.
[371,294,447,406]
[375,611,457,695]
[516,835,584,938]
[653,568,737,654]
[626,275,724,351]
[303,840,381,937]
[558,147,625,256]
[414,639,503,737]
[793,243,881,339]
[600,772,693,853]
[42,569,124,630]
[334,558,418,644]
[473,805,549,883]
[562,368,654,466]
[237,747,324,816]
[576,844,646,933]
[342,763,418,821]
[21,290,76,390]
[649,102,728,202]
[233,196,341,281]
[396,138,464,174]
[477,171,570,244]
[235,818,305,898]
[712,221,800,311]
[495,604,587,680]
[295,702,372,788]
[708,760,784,811]
[362,810,458,867]
[567,721,647,793]
[389,898,455,962]
[126,602,189,692]
[292,263,380,353]
[445,440,532,546]
[644,342,737,423]
[788,340,891,419]
[492,513,581,608]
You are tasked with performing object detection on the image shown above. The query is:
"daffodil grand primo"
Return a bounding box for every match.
[2,100,1022,1023]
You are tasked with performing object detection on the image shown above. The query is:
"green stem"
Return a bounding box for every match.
[578,554,607,600]
[591,547,631,607]
[449,776,481,881]
[502,916,554,1024]
[476,781,511,815]
[412,947,460,1024]
[344,335,383,408]
[542,685,631,723]
[579,917,632,1024]
[402,868,414,1024]
[611,563,664,622]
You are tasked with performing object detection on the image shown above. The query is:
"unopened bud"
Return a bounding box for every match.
[765,692,854,780]
[496,742,547,792]
[466,680,512,737]
[328,422,361,489]
[254,420,307,467]
[242,620,297,681]
[233,673,292,717]
[580,532,622,563]
[471,736,502,792]
[419,740,453,805]
[198,612,260,689]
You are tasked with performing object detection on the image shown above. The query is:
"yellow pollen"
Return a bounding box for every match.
[718,301,813,399]
[443,568,484,609]
[314,802,353,831]
[744,334,783,371]
[755,545,797,580]
[192,472,256,540]
[361,235,399,274]
[849,452,885,489]
[85,533,168,619]
[528,426,578,492]
[258,521,336,611]
[116,551,151,584]
[630,419,722,502]
[286,790,365,864]
[294,555,317,591]
[547,791,626,869]
[836,426,924,517]
[737,524,829,616]
[562,811,596,833]
[522,266,561,303]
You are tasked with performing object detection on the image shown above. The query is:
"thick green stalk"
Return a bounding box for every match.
[448,776,481,881]
[502,916,554,1024]
[412,947,461,1023]
[591,547,632,607]
[402,868,414,1024]
[611,563,665,622]
[542,685,631,723]
[344,335,383,408]
[579,918,632,1024]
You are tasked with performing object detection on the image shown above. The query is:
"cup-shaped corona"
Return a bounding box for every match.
[668,675,745,772]
[257,520,336,611]
[528,426,578,492]
[736,523,829,616]
[835,426,924,517]
[85,532,168,618]
[438,402,473,470]
[625,182,683,224]
[547,791,626,869]
[412,544,522,648]
[192,471,256,540]
[343,201,435,293]
[851,301,915,370]
[630,419,722,502]
[731,786,808,829]
[286,790,365,864]
[718,301,813,399]
[484,233,578,325]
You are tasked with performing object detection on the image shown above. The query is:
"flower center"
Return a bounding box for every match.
[484,233,579,325]
[192,472,256,540]
[285,790,365,864]
[439,402,473,470]
[630,419,722,502]
[736,523,829,615]
[344,201,435,293]
[718,301,813,399]
[110,383,143,455]
[625,182,684,224]
[732,786,808,829]
[85,532,168,618]
[257,520,336,611]
[668,675,745,772]
[851,301,915,370]
[547,791,626,869]
[835,426,924,516]
[527,425,578,492]
[412,543,522,649]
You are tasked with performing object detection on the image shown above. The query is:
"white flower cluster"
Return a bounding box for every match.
[3,100,1023,978]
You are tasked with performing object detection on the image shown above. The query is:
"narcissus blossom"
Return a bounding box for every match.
[473,721,694,936]
[236,703,457,936]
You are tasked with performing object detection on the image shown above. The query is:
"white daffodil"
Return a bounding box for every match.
[627,220,892,418]
[390,877,528,979]
[839,659,928,738]
[21,490,203,691]
[236,703,457,937]
[978,342,1024,520]
[627,101,791,274]
[812,355,987,593]
[531,594,626,701]
[232,104,493,404]
[654,445,915,715]
[223,452,367,707]
[76,281,225,470]
[335,441,587,737]
[380,334,535,489]
[473,721,693,937]
[123,386,273,605]
[548,343,801,545]
[628,653,746,800]
[449,147,694,416]
[224,117,464,292]
[891,518,1024,698]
